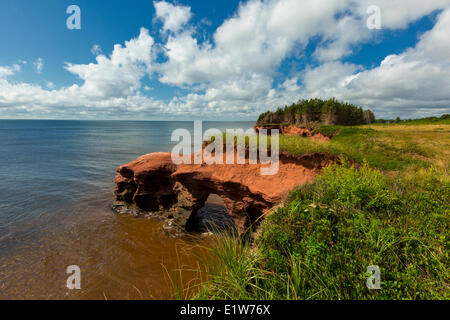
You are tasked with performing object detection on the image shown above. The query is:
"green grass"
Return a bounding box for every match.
[183,162,449,300]
[172,123,449,300]
[216,124,445,171]
[374,115,450,125]
[257,162,449,299]
[275,126,426,171]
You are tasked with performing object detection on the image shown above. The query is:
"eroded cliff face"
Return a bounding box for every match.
[113,152,338,234]
[254,125,330,142]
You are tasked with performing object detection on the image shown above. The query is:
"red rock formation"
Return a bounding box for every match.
[114,151,338,234]
[254,125,330,142]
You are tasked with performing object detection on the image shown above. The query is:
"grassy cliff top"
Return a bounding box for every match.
[276,123,450,171]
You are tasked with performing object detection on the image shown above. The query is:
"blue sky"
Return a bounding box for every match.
[0,0,449,120]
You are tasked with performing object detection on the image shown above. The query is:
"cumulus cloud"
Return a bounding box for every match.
[154,1,192,33]
[0,28,160,118]
[353,0,450,29]
[312,0,450,62]
[0,0,450,119]
[150,0,450,118]
[65,28,154,98]
[299,8,450,118]
[156,0,347,86]
[0,64,20,79]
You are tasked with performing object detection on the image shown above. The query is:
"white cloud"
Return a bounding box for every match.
[153,0,450,118]
[313,15,372,62]
[156,0,348,86]
[0,64,20,79]
[91,44,102,56]
[299,8,450,118]
[154,1,192,33]
[313,0,450,62]
[1,0,450,120]
[280,78,301,92]
[354,0,450,29]
[33,58,44,74]
[0,28,160,118]
[65,28,154,98]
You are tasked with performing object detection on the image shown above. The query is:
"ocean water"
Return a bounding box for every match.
[0,120,253,299]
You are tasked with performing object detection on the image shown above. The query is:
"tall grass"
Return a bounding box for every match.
[171,161,449,300]
[167,124,449,300]
[276,124,450,171]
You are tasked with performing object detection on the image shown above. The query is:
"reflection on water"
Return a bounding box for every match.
[0,120,253,299]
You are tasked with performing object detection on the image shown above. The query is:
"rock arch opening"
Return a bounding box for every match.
[244,206,264,231]
[185,194,237,234]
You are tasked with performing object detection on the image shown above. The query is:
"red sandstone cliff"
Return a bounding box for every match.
[254,125,330,142]
[114,151,338,234]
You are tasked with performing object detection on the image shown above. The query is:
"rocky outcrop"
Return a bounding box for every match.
[113,152,338,234]
[254,125,330,142]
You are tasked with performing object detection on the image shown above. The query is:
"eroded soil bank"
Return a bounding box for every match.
[254,125,331,142]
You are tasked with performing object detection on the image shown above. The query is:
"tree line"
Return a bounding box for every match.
[257,98,376,126]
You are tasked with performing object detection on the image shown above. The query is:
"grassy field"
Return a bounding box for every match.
[173,122,449,300]
[277,123,450,171]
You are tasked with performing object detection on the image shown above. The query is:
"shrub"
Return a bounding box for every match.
[317,161,401,212]
[256,163,448,299]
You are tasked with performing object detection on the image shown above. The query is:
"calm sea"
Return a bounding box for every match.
[0,120,254,299]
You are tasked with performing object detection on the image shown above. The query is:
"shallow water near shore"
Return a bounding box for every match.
[0,120,253,299]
